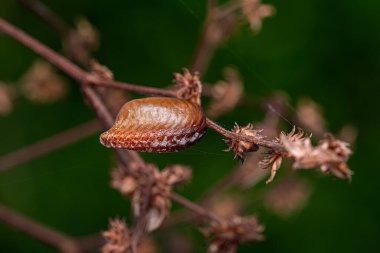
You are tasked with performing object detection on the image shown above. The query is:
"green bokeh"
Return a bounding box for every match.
[0,0,379,252]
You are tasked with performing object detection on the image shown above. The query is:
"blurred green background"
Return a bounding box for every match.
[1,0,380,252]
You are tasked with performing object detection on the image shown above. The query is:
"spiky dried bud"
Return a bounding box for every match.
[259,154,283,184]
[174,68,202,105]
[113,163,191,232]
[225,123,262,162]
[161,164,192,186]
[21,60,68,103]
[203,216,264,253]
[316,134,353,180]
[277,128,353,181]
[102,219,130,253]
[264,177,312,218]
[241,0,275,32]
[207,68,243,119]
[260,126,309,183]
[0,83,14,116]
[112,168,137,197]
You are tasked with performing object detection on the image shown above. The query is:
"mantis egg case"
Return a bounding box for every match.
[100,97,207,152]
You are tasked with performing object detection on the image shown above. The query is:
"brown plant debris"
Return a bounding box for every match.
[297,97,326,136]
[174,68,202,105]
[260,126,353,183]
[209,196,243,219]
[264,177,312,218]
[102,218,130,253]
[203,216,264,253]
[241,0,275,32]
[112,164,192,232]
[64,17,99,64]
[90,60,114,81]
[21,60,68,103]
[225,123,263,162]
[0,82,14,116]
[207,67,243,119]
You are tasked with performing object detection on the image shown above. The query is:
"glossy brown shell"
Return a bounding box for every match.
[100,97,207,152]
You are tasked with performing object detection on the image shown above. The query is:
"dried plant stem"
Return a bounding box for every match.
[190,8,220,73]
[0,120,100,172]
[18,0,69,36]
[0,18,176,97]
[170,193,220,223]
[0,16,221,234]
[0,204,83,253]
[206,118,285,152]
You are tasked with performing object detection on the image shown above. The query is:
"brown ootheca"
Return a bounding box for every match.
[100,97,207,152]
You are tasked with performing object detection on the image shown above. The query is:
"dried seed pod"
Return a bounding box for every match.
[100,97,207,152]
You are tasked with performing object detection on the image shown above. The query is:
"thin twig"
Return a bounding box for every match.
[0,18,176,97]
[18,0,69,36]
[206,118,285,152]
[170,193,220,223]
[0,120,100,172]
[0,203,83,253]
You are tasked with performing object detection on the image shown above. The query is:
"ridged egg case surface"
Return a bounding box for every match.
[100,97,207,152]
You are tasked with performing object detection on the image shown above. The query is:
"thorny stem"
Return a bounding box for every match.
[0,204,83,253]
[0,120,101,172]
[206,118,286,152]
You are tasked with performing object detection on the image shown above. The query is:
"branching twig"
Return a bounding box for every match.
[0,203,83,253]
[0,119,100,172]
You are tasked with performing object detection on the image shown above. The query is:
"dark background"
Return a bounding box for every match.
[1,0,380,252]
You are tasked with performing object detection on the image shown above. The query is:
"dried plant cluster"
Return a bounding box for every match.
[0,1,355,253]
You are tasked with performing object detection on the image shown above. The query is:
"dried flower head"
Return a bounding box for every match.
[102,218,130,253]
[225,123,262,162]
[209,196,243,219]
[64,17,99,64]
[75,17,100,51]
[174,68,202,105]
[260,126,309,183]
[297,98,326,136]
[21,60,68,103]
[203,216,264,253]
[137,237,156,253]
[112,164,192,232]
[260,126,354,182]
[90,60,114,81]
[315,134,353,180]
[0,83,14,116]
[241,0,275,32]
[207,67,243,119]
[264,177,312,218]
